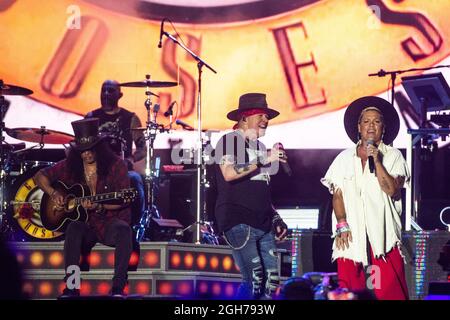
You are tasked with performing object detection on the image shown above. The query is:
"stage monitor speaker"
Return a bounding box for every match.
[148,218,183,242]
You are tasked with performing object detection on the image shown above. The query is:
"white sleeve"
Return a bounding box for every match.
[384,149,410,187]
[321,153,345,194]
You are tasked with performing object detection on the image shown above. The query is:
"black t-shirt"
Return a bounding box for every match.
[86,108,134,158]
[214,131,273,233]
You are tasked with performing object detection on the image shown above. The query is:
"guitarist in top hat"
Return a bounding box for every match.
[34,118,133,297]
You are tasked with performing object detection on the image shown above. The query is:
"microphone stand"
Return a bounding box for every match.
[161,29,217,244]
[369,64,450,106]
[369,64,450,231]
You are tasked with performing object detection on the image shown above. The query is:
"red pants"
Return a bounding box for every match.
[337,246,409,300]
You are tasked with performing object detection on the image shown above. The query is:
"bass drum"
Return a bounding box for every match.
[7,163,64,241]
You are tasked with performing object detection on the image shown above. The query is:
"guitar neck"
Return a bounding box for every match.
[74,192,123,205]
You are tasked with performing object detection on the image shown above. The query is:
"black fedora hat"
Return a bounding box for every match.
[227,93,280,121]
[69,118,104,151]
[344,96,400,145]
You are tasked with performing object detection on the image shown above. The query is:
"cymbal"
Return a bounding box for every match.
[120,80,178,88]
[6,127,74,145]
[0,83,33,96]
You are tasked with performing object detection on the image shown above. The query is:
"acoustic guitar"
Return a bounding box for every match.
[40,180,137,231]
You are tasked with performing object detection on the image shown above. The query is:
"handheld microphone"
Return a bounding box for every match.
[158,18,166,48]
[164,101,176,117]
[367,139,375,173]
[273,143,292,176]
[175,119,194,131]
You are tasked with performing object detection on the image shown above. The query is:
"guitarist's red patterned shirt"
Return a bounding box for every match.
[41,158,131,241]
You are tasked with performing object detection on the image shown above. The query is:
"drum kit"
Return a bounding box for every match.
[120,75,218,244]
[1,80,74,240]
[0,77,218,244]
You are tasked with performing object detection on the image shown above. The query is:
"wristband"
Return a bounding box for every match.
[336,221,349,229]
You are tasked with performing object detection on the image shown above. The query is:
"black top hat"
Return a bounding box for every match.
[227,93,280,121]
[344,96,400,145]
[69,118,104,151]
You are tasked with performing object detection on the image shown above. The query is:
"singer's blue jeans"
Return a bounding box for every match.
[224,224,279,299]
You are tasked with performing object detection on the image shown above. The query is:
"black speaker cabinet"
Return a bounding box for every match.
[290,230,336,276]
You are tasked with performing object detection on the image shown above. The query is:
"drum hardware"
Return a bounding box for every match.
[0,80,33,238]
[122,74,173,242]
[158,18,217,244]
[10,200,41,211]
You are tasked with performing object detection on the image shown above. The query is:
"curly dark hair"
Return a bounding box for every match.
[66,140,119,183]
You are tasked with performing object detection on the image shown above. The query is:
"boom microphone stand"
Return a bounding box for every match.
[159,21,217,244]
[369,64,450,106]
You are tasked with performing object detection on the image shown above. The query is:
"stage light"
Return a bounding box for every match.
[197,254,207,269]
[159,282,172,295]
[170,252,181,268]
[136,282,150,295]
[198,281,208,294]
[225,283,235,297]
[23,282,33,296]
[16,253,25,264]
[89,252,101,267]
[39,281,52,296]
[212,283,221,296]
[222,256,233,271]
[144,251,159,267]
[30,251,44,267]
[210,256,219,270]
[184,253,194,268]
[80,282,92,295]
[178,282,192,295]
[97,282,110,295]
[49,251,63,267]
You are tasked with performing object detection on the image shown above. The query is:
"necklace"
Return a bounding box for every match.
[84,168,97,182]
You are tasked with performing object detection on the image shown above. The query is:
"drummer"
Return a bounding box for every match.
[85,80,146,237]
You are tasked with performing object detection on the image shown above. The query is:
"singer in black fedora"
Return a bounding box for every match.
[226,93,280,121]
[321,96,410,300]
[214,92,288,299]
